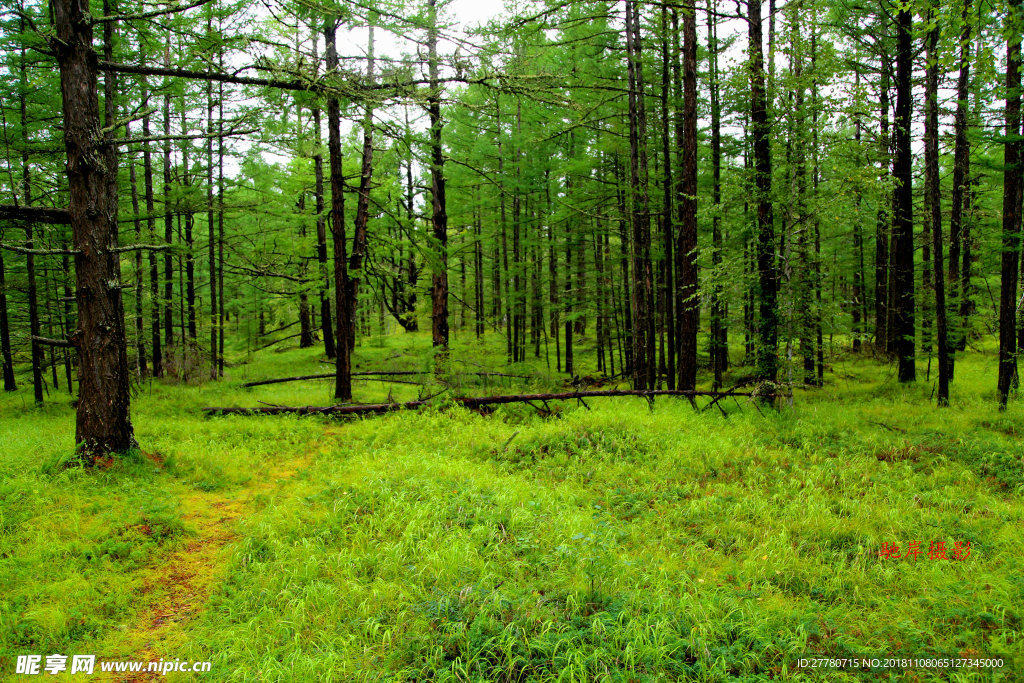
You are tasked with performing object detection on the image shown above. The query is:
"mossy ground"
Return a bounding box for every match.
[0,330,1021,681]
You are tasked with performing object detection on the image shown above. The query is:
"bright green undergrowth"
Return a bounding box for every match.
[0,331,1022,681]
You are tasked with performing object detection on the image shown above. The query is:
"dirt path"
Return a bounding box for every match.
[104,445,322,682]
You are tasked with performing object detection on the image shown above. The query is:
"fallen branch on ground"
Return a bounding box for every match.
[204,389,771,416]
[242,370,533,388]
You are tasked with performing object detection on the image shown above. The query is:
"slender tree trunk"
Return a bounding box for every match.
[427,0,449,360]
[626,0,655,390]
[893,7,916,382]
[998,0,1022,409]
[312,31,335,360]
[950,0,971,359]
[141,68,161,378]
[349,23,376,354]
[0,239,15,390]
[207,17,218,376]
[54,0,134,458]
[325,16,351,401]
[660,5,676,389]
[126,121,146,377]
[875,53,891,352]
[925,0,949,405]
[674,1,698,391]
[708,0,724,388]
[217,51,225,377]
[163,34,174,353]
[180,101,196,341]
[749,0,777,385]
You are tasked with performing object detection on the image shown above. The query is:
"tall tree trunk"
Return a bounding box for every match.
[180,102,196,341]
[126,121,146,377]
[54,0,135,458]
[925,0,949,405]
[349,23,376,353]
[749,0,777,385]
[852,66,865,353]
[207,16,218,376]
[998,0,1022,409]
[708,0,724,388]
[163,34,174,353]
[142,68,161,378]
[675,1,698,391]
[0,238,15,390]
[626,0,655,390]
[893,7,916,382]
[312,30,335,359]
[875,51,891,352]
[427,0,449,360]
[950,0,971,358]
[325,16,351,401]
[660,5,676,389]
[217,49,225,377]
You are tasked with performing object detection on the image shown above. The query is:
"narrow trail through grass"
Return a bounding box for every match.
[3,339,1021,681]
[104,437,330,682]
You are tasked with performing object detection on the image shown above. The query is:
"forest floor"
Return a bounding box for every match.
[0,329,1022,681]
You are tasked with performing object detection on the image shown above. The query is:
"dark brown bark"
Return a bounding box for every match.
[949,0,970,362]
[312,30,335,360]
[0,241,15,390]
[348,24,375,354]
[0,206,71,223]
[893,7,916,382]
[142,71,162,377]
[749,0,777,384]
[925,0,949,406]
[708,0,725,387]
[180,102,197,341]
[659,5,676,389]
[207,15,218,378]
[427,0,449,359]
[162,35,174,351]
[325,16,351,401]
[204,388,775,417]
[23,162,43,403]
[852,67,865,353]
[217,35,225,378]
[126,120,146,377]
[998,0,1022,409]
[626,0,655,390]
[54,0,135,458]
[875,50,891,352]
[675,2,698,392]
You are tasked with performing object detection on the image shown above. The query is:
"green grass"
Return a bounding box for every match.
[0,330,1022,681]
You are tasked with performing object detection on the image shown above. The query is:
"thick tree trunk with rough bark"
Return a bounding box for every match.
[949,0,971,361]
[749,0,777,385]
[676,1,698,392]
[925,1,949,405]
[54,0,135,458]
[626,0,655,390]
[998,0,1022,409]
[348,25,376,354]
[893,8,916,382]
[427,0,449,359]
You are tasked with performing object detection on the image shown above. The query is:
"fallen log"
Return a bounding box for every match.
[242,370,533,388]
[204,389,771,416]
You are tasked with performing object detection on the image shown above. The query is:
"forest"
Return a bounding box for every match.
[0,0,1022,679]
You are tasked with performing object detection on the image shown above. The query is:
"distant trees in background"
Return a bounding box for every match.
[1,0,1024,457]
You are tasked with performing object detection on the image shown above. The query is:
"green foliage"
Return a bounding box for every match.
[3,333,1021,680]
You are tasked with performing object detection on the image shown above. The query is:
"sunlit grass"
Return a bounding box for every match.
[0,330,1021,681]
